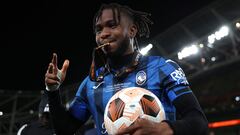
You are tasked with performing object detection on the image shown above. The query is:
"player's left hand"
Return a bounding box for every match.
[116,118,173,135]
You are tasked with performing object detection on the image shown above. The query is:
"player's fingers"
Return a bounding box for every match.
[52,62,58,74]
[116,122,139,135]
[45,78,60,85]
[128,119,153,135]
[134,117,153,127]
[47,63,53,74]
[45,73,60,81]
[61,59,69,74]
[51,53,58,68]
[136,117,146,124]
[131,129,143,135]
[47,63,58,75]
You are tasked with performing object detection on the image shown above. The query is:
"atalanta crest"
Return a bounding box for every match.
[136,71,147,85]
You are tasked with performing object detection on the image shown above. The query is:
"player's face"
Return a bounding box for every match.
[95,9,136,57]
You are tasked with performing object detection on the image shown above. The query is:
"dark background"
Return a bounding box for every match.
[2,1,240,135]
[2,0,216,91]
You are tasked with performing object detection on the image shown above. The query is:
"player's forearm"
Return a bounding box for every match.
[164,112,208,135]
[168,93,209,135]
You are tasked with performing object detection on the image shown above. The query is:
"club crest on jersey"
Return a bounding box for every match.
[136,71,147,85]
[170,68,189,85]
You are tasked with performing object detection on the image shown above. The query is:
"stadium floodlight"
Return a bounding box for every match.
[236,22,240,28]
[211,57,216,62]
[0,111,3,116]
[235,96,240,102]
[140,43,153,55]
[208,34,215,44]
[218,26,229,38]
[178,45,199,60]
[199,44,204,48]
[208,25,229,44]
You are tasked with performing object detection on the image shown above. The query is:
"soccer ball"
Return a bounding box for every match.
[104,87,165,135]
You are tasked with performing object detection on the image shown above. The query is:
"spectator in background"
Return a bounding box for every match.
[17,92,55,135]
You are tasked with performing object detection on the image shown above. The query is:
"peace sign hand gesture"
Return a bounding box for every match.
[45,53,69,91]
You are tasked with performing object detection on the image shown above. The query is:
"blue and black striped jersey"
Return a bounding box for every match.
[69,55,192,135]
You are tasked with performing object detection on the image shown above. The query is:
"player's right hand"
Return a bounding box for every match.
[45,53,69,91]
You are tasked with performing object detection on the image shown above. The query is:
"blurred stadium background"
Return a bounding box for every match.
[1,0,240,134]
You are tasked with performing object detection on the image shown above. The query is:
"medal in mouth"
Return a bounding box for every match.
[96,42,111,50]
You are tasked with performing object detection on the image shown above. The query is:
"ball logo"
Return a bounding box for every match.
[136,71,147,85]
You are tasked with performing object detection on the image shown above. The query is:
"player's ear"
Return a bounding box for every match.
[129,24,137,38]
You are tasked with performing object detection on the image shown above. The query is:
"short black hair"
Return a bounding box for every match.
[93,3,153,50]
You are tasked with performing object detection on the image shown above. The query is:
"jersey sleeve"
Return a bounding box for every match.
[69,77,91,122]
[159,59,209,135]
[160,59,192,102]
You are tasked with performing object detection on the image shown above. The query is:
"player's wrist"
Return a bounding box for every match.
[45,85,60,91]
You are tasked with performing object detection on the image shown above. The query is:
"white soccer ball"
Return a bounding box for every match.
[104,87,165,135]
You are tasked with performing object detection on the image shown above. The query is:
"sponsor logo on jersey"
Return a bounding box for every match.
[170,68,189,85]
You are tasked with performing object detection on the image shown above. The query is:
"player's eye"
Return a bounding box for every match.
[108,20,118,29]
[95,26,102,35]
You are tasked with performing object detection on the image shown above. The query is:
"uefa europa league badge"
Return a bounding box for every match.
[136,70,147,85]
